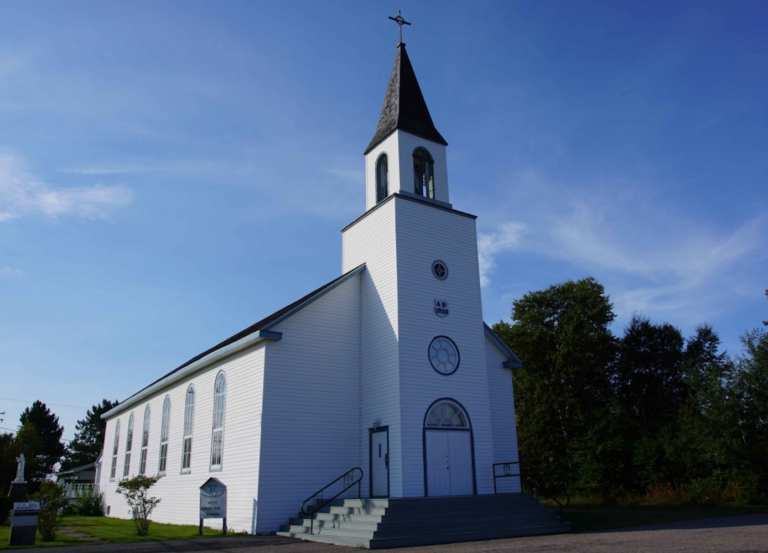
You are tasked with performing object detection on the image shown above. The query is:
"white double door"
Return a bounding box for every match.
[425,430,473,496]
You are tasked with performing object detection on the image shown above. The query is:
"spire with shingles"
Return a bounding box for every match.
[364,43,448,155]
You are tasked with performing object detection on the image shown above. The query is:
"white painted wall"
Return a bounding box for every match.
[393,197,495,496]
[485,335,522,493]
[100,343,266,533]
[255,275,362,533]
[342,199,403,498]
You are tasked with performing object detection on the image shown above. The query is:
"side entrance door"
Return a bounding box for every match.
[425,430,473,496]
[370,428,389,497]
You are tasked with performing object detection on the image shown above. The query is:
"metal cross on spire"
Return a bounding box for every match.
[388,10,411,44]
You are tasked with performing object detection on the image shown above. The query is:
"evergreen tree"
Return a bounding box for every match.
[19,401,64,479]
[61,399,119,470]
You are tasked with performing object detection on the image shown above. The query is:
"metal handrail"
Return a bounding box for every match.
[492,461,521,494]
[300,467,363,535]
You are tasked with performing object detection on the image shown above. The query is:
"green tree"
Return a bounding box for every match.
[19,401,65,480]
[117,475,162,536]
[731,290,768,498]
[0,432,16,496]
[494,277,617,504]
[613,315,685,490]
[61,399,119,470]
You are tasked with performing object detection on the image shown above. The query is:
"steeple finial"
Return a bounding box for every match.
[388,10,411,44]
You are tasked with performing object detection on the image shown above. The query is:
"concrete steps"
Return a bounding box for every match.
[277,493,570,549]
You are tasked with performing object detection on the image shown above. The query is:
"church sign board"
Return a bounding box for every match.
[9,502,40,546]
[199,478,227,534]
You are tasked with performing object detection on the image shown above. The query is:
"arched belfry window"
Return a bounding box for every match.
[426,401,468,428]
[376,154,389,203]
[210,372,226,469]
[181,385,195,472]
[413,147,435,199]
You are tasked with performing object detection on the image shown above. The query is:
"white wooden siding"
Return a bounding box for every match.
[255,275,362,534]
[100,343,266,532]
[393,197,495,496]
[485,334,522,493]
[342,199,403,498]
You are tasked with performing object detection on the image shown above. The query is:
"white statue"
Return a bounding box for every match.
[13,453,25,483]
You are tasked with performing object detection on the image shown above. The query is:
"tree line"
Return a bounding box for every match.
[0,399,117,495]
[494,278,768,506]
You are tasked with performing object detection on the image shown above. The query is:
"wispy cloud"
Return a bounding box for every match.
[323,168,365,183]
[0,151,132,221]
[478,222,527,287]
[479,170,766,326]
[0,266,25,277]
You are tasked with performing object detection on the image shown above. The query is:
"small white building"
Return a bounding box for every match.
[99,41,523,535]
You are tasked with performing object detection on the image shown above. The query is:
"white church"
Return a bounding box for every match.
[98,32,569,548]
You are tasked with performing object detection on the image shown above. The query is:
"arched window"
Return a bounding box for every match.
[426,401,468,428]
[123,413,134,477]
[110,419,121,481]
[376,154,389,203]
[158,396,171,474]
[413,147,435,199]
[181,385,195,472]
[139,405,151,474]
[210,372,227,469]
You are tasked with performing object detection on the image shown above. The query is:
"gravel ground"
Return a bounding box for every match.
[19,514,768,553]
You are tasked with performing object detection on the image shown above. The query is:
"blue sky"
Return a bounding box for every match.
[1,1,766,442]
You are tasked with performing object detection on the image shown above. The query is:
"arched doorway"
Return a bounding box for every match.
[423,399,476,496]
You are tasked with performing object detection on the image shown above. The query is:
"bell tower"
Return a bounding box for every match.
[363,42,450,211]
[343,31,495,499]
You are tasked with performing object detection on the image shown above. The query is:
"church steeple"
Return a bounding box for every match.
[364,43,448,155]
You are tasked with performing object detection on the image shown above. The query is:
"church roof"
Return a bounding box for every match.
[103,264,366,419]
[364,43,448,155]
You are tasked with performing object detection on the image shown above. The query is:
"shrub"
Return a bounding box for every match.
[117,475,161,536]
[0,496,12,524]
[30,482,67,541]
[69,486,104,516]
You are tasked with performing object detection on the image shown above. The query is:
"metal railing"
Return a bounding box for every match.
[492,462,521,494]
[300,467,363,535]
[62,483,99,499]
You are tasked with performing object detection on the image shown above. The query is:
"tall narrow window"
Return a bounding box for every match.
[139,405,150,474]
[376,154,389,203]
[413,147,435,199]
[158,396,171,474]
[123,413,134,477]
[110,419,121,481]
[210,372,227,469]
[181,385,195,472]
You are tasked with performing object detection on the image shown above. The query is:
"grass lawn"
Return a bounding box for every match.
[560,505,768,533]
[0,516,233,549]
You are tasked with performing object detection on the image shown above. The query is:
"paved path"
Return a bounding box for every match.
[24,514,768,553]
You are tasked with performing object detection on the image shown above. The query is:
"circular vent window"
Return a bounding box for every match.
[432,260,448,280]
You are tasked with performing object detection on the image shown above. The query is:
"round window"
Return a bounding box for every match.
[428,336,460,375]
[432,260,448,280]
